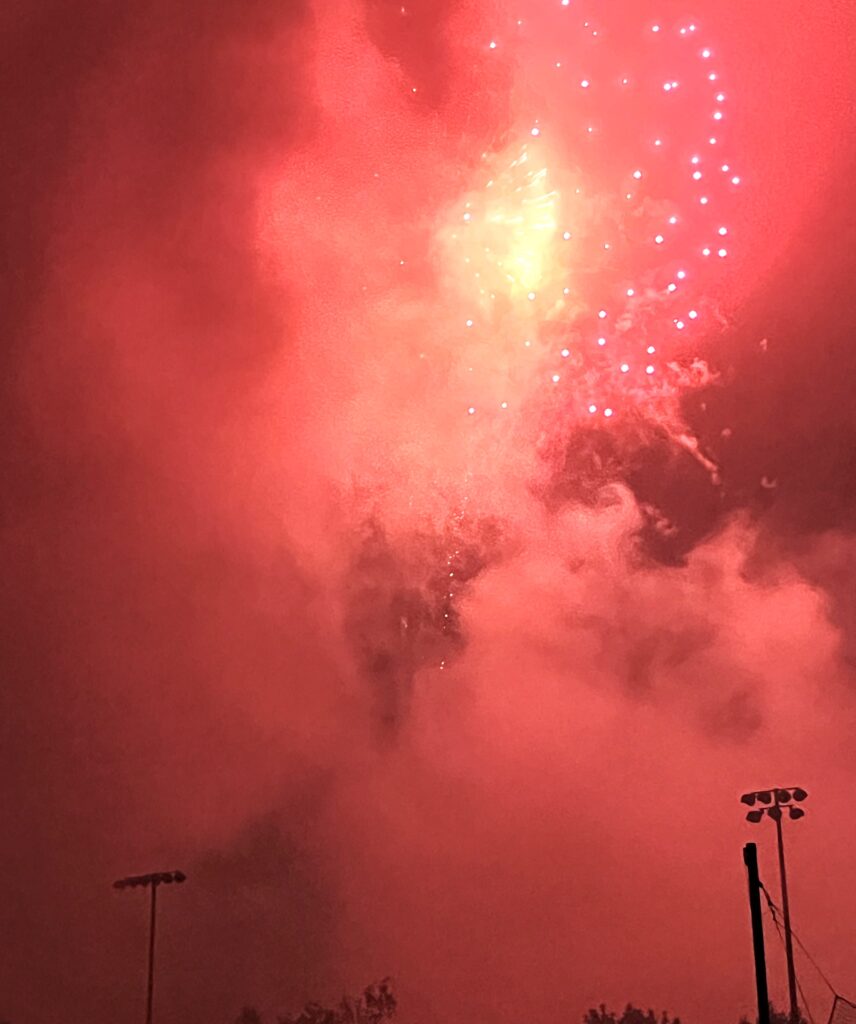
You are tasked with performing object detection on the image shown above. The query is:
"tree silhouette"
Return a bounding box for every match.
[584,1003,680,1024]
[739,1004,811,1024]
[278,978,396,1024]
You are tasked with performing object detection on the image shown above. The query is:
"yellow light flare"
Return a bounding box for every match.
[439,137,576,324]
[432,134,592,419]
[480,150,558,296]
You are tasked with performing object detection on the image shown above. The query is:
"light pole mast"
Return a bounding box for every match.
[773,804,797,1024]
[740,787,808,1024]
[114,869,187,1024]
[146,881,157,1024]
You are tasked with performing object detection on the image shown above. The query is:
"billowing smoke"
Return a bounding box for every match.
[1,2,855,1024]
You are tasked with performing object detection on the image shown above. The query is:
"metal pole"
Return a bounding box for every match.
[146,881,158,1024]
[774,811,799,1024]
[743,843,770,1024]
[114,870,185,1024]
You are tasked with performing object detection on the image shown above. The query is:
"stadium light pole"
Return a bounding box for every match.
[740,787,808,1024]
[113,870,187,1024]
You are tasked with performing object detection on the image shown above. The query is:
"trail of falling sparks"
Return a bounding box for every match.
[422,5,745,659]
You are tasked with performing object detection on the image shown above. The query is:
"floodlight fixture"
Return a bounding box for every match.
[739,787,808,1024]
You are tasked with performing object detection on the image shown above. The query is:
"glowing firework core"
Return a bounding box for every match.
[455,143,563,305]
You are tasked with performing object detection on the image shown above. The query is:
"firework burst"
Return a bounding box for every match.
[438,4,742,434]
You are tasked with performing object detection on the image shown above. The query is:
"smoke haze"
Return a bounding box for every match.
[2,2,855,1023]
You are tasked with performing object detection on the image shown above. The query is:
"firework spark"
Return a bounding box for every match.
[434,5,742,429]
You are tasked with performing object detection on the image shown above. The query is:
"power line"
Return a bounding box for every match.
[759,882,839,998]
[759,886,816,1024]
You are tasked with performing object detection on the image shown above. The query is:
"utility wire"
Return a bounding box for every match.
[759,885,817,1024]
[759,882,839,998]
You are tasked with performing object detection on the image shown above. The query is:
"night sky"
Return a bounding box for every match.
[2,2,855,1023]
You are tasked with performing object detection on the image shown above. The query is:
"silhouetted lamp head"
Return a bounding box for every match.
[741,793,757,806]
[791,787,808,802]
[153,871,186,885]
[789,806,805,820]
[113,869,187,890]
[776,788,792,804]
[746,809,764,823]
[767,806,782,821]
[757,790,772,804]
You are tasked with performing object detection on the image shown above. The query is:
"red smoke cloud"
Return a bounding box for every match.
[1,1,855,1023]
